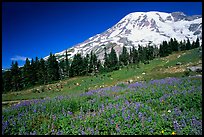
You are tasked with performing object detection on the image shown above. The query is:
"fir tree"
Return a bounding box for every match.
[119,46,129,66]
[109,47,119,71]
[10,61,21,91]
[65,50,70,77]
[186,39,191,50]
[195,37,200,48]
[103,47,110,72]
[22,58,32,88]
[2,70,12,93]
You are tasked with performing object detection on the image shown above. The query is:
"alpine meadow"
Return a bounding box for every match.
[2,3,202,135]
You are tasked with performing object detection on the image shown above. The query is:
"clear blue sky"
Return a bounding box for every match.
[2,2,202,69]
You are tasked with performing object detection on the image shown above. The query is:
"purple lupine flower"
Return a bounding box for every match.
[147,116,152,123]
[174,107,182,117]
[173,120,180,132]
[81,130,85,135]
[67,111,73,115]
[138,112,143,120]
[56,130,63,135]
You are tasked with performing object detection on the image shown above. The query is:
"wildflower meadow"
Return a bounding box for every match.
[2,76,202,135]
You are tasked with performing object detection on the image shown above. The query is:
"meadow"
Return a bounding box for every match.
[2,48,202,135]
[2,76,202,135]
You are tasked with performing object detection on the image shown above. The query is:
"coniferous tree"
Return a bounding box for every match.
[30,58,37,85]
[138,45,144,62]
[47,53,60,83]
[65,50,70,77]
[142,46,148,63]
[22,58,32,88]
[132,46,139,65]
[119,46,129,66]
[146,45,154,61]
[38,58,47,84]
[186,39,191,50]
[10,61,21,91]
[173,38,179,51]
[103,47,110,72]
[83,54,90,75]
[89,51,94,73]
[69,53,84,77]
[96,60,103,73]
[92,53,98,73]
[2,70,12,93]
[35,57,40,84]
[195,37,200,48]
[109,47,119,71]
[59,60,65,80]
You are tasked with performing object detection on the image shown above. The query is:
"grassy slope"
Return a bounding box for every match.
[2,48,202,102]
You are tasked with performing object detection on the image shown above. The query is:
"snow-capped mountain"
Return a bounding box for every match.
[44,11,202,61]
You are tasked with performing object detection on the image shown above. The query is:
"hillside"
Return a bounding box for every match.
[2,47,202,135]
[2,47,202,103]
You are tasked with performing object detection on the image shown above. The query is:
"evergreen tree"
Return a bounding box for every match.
[180,40,186,51]
[132,46,139,65]
[103,47,110,72]
[38,58,47,84]
[138,45,143,62]
[69,53,84,77]
[83,54,90,75]
[186,39,191,50]
[2,70,12,93]
[173,38,179,51]
[119,46,129,66]
[35,57,40,84]
[89,51,94,73]
[10,61,21,91]
[22,58,32,88]
[59,60,65,80]
[96,60,103,73]
[195,37,200,48]
[65,50,70,77]
[142,46,148,62]
[109,47,119,71]
[30,58,37,85]
[47,53,60,82]
[146,45,154,61]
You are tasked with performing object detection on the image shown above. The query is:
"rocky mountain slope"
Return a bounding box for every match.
[44,11,202,61]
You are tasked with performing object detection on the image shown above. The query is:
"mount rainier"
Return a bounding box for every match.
[44,11,202,61]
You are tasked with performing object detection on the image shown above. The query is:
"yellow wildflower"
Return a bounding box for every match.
[172,131,176,135]
[161,130,164,134]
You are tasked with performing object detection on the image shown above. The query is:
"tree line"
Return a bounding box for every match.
[2,38,201,93]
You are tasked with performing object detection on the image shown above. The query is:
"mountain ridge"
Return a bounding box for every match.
[44,11,202,61]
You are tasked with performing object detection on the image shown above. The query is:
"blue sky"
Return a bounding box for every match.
[2,2,202,69]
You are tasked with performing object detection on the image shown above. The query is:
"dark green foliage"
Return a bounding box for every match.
[119,46,129,66]
[103,47,111,72]
[65,50,70,77]
[47,53,60,82]
[109,47,119,71]
[22,58,32,88]
[131,46,139,65]
[10,61,22,91]
[69,53,84,77]
[194,37,200,48]
[83,54,90,75]
[186,39,191,50]
[38,58,47,84]
[2,70,12,93]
